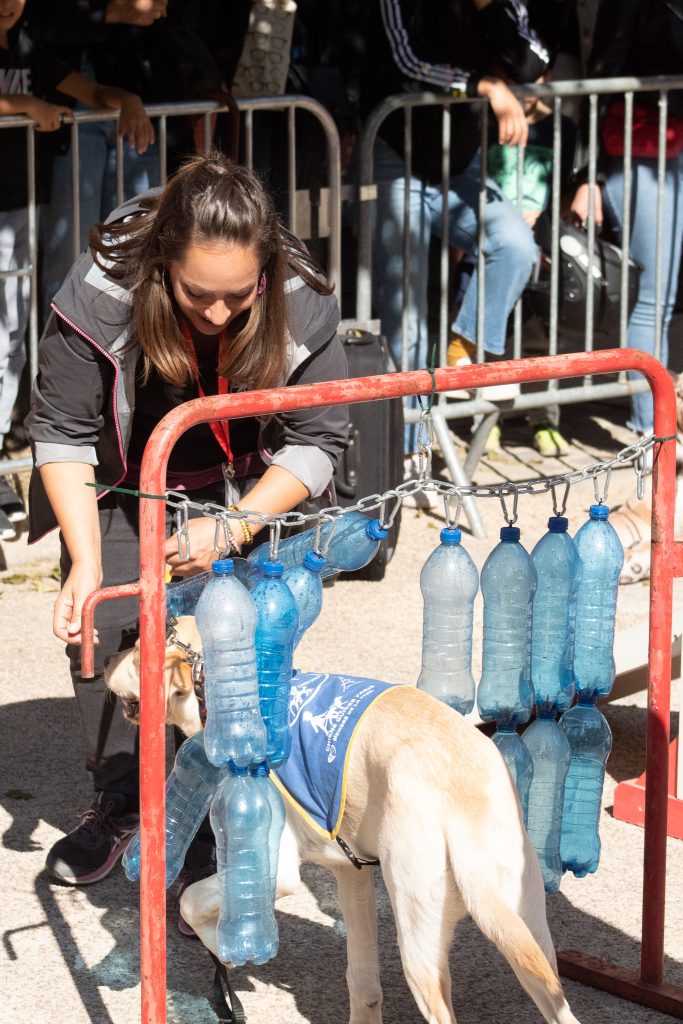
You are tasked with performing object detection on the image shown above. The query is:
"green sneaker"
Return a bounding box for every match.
[533,423,570,457]
[484,423,502,455]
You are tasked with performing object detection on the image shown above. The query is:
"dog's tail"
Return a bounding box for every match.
[447,822,562,996]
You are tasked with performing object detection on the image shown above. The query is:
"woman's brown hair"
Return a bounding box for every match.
[88,152,332,389]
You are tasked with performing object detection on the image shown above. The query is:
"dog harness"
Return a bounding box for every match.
[166,622,402,860]
[272,670,403,840]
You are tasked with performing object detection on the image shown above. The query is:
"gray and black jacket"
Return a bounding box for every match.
[26,192,349,541]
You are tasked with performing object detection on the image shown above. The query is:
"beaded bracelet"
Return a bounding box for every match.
[228,504,253,546]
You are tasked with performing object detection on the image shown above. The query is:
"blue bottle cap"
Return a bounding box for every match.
[440,526,462,545]
[304,550,326,572]
[589,503,610,520]
[227,762,248,776]
[212,558,235,574]
[367,518,389,540]
[548,516,569,533]
[500,526,520,542]
[261,560,284,578]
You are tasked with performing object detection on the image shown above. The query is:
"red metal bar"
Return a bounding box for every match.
[81,582,141,679]
[80,348,678,1022]
[613,738,683,841]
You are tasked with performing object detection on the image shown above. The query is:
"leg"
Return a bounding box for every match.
[101,121,161,222]
[331,864,383,1024]
[62,490,143,800]
[179,873,221,956]
[40,121,109,322]
[379,825,461,1024]
[603,152,683,433]
[372,137,433,453]
[429,153,537,356]
[0,208,29,450]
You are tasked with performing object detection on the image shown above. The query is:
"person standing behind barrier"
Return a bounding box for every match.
[570,0,683,437]
[31,0,225,325]
[24,153,349,892]
[0,0,153,540]
[354,1,546,477]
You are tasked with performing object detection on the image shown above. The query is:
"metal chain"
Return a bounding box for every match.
[162,432,667,561]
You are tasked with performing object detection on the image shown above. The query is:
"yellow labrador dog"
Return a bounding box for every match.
[106,617,581,1024]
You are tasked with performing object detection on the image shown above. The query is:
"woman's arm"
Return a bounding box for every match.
[55,70,155,153]
[164,465,309,576]
[39,462,103,643]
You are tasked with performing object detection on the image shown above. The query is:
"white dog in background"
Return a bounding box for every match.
[106,617,581,1024]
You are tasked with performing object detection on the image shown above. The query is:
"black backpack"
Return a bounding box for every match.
[525,218,642,340]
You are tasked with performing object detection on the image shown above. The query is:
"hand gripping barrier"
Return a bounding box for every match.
[80,349,681,1023]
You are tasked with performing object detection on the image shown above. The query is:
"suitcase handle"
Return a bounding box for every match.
[343,329,375,347]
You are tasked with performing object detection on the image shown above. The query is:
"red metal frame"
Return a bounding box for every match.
[81,349,681,1022]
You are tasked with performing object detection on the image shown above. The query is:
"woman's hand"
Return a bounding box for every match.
[53,560,103,645]
[570,182,604,228]
[116,93,155,153]
[165,516,239,577]
[23,97,73,132]
[478,77,529,148]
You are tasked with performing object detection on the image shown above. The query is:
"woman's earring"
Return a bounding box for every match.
[257,271,267,295]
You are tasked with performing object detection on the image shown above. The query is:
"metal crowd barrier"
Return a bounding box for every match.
[354,75,683,534]
[0,94,341,477]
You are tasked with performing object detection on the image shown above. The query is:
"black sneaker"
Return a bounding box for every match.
[0,474,26,523]
[46,792,139,885]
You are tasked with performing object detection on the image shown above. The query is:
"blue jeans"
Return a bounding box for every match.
[40,119,160,322]
[603,151,683,433]
[0,207,29,449]
[372,138,536,450]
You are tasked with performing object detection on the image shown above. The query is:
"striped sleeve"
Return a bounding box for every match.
[379,0,472,93]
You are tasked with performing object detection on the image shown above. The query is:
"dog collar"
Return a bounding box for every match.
[166,617,207,725]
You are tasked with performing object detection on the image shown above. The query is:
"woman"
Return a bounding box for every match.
[25,153,349,890]
[571,0,683,437]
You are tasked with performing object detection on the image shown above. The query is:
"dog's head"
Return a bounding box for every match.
[105,616,203,737]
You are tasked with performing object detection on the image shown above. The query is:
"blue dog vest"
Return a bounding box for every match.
[272,671,403,839]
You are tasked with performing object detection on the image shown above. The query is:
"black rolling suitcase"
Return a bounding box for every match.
[334,324,404,581]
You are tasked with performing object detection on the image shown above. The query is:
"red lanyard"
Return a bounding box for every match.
[180,320,234,469]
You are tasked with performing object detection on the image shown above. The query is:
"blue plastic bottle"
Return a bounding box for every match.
[521,711,572,893]
[492,726,533,826]
[573,505,624,699]
[252,561,298,768]
[283,551,326,647]
[559,694,612,877]
[166,558,254,614]
[530,516,582,714]
[247,510,388,579]
[166,571,211,617]
[249,762,286,900]
[123,731,224,887]
[194,560,267,768]
[417,526,479,715]
[477,526,537,728]
[211,764,278,966]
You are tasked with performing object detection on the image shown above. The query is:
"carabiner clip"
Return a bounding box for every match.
[593,467,612,505]
[551,479,571,518]
[213,512,232,557]
[443,492,463,530]
[498,483,519,526]
[174,502,191,562]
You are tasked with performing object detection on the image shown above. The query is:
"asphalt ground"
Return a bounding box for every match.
[1,395,681,1024]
